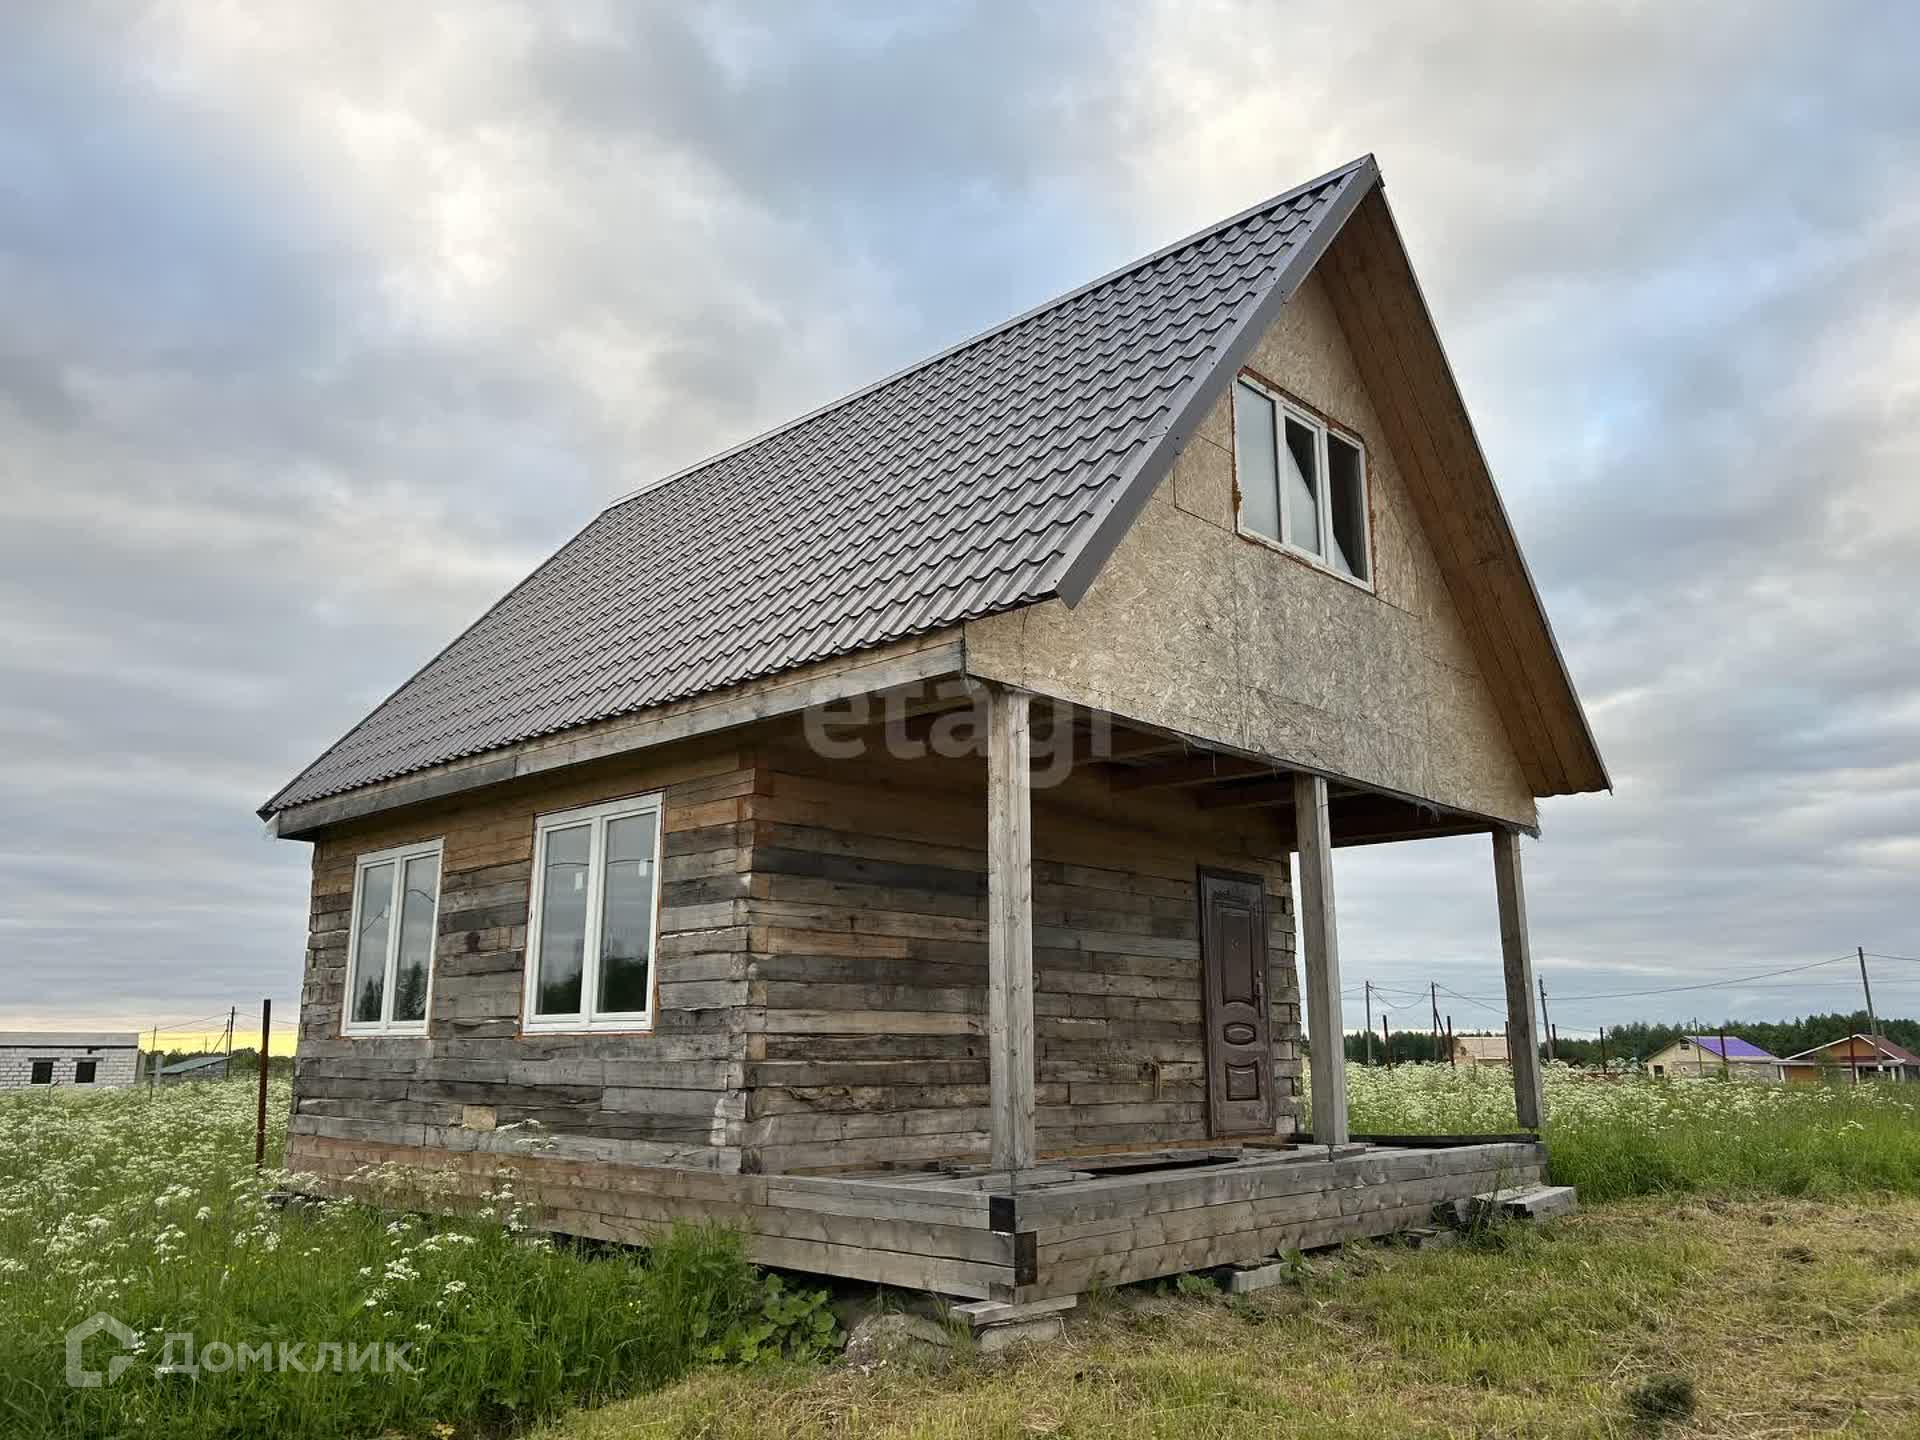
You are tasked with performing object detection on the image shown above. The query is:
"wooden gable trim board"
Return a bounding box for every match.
[1315,188,1607,796]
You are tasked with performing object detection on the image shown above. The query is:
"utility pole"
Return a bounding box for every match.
[1381,1012,1392,1068]
[1430,982,1441,1066]
[1599,1025,1608,1071]
[1538,978,1555,1062]
[1363,981,1375,1067]
[224,1006,236,1058]
[148,1023,158,1094]
[1445,1015,1456,1069]
[1718,1026,1732,1081]
[254,999,271,1168]
[1859,947,1881,1046]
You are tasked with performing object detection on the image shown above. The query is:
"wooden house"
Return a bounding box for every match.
[1644,1035,1783,1082]
[159,1053,232,1085]
[262,156,1607,1302]
[1450,1034,1511,1068]
[1780,1034,1920,1084]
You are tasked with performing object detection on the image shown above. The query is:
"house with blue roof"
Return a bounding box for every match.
[1645,1035,1784,1082]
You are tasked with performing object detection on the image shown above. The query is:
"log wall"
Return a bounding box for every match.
[289,738,758,1175]
[738,731,1301,1173]
[287,716,1304,1182]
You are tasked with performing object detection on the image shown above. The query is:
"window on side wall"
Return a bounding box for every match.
[524,794,663,1033]
[1231,376,1371,586]
[29,1060,54,1085]
[344,838,442,1037]
[74,1060,97,1085]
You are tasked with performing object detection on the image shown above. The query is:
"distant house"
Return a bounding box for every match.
[1645,1035,1782,1082]
[1451,1034,1510,1067]
[159,1053,230,1084]
[1780,1034,1920,1084]
[0,1032,142,1089]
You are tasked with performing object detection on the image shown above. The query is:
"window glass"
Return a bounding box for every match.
[535,824,591,1015]
[598,815,657,1014]
[30,1060,53,1085]
[74,1060,97,1084]
[393,854,438,1024]
[1233,382,1281,540]
[352,861,395,1026]
[1326,434,1368,581]
[1282,416,1321,556]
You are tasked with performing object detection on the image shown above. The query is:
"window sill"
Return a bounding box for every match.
[342,1026,429,1040]
[523,1018,655,1036]
[1235,524,1376,596]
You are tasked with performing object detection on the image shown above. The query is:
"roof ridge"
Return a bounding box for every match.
[604,155,1375,511]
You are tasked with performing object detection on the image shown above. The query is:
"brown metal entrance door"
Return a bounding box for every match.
[1198,868,1275,1135]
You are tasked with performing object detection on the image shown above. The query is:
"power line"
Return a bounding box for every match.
[1436,983,1507,1019]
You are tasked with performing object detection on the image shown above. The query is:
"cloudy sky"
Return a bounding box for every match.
[3,1,1916,1039]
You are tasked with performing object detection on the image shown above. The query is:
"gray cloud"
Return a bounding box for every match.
[1,1,1915,1037]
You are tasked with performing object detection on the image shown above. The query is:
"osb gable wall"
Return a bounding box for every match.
[741,728,1301,1174]
[963,267,1537,828]
[289,737,758,1177]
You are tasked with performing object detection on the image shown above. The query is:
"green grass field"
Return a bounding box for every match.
[5,1066,1917,1438]
[1346,1061,1920,1202]
[0,1079,831,1438]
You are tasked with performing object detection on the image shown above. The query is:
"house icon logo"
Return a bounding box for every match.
[66,1312,138,1388]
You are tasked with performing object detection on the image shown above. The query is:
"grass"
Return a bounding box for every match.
[0,1080,831,1439]
[1342,1062,1920,1202]
[544,1199,1920,1439]
[7,1064,1919,1438]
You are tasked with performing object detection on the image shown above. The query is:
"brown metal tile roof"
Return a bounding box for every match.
[263,159,1376,816]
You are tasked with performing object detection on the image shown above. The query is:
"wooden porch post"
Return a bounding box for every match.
[1292,773,1348,1145]
[986,686,1036,1171]
[1493,828,1547,1129]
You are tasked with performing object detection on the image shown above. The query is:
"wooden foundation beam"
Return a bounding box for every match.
[987,687,1036,1171]
[1493,829,1546,1129]
[1293,773,1348,1145]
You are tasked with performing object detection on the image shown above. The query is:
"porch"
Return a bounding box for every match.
[313,1130,1548,1303]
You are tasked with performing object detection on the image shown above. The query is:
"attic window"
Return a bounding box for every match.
[1232,377,1371,586]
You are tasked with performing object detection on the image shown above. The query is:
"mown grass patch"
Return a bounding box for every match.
[546,1200,1920,1440]
[0,1081,832,1440]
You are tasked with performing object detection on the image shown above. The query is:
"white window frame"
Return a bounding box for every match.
[522,793,665,1034]
[343,838,443,1038]
[1231,374,1374,592]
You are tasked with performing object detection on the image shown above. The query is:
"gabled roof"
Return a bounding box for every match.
[1682,1035,1780,1062]
[159,1053,229,1075]
[1783,1034,1920,1066]
[263,155,1606,820]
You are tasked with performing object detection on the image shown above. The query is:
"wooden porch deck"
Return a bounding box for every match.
[777,1138,1549,1301]
[296,1132,1546,1304]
